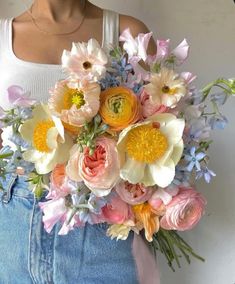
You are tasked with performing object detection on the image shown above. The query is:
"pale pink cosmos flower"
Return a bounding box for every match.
[102,194,133,224]
[160,187,207,231]
[115,180,154,205]
[66,136,120,197]
[62,39,108,83]
[48,80,100,127]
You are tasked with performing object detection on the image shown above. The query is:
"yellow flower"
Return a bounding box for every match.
[99,86,140,131]
[117,113,185,188]
[132,203,164,242]
[20,104,73,174]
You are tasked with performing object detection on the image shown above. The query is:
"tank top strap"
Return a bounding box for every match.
[102,9,120,51]
[0,18,12,58]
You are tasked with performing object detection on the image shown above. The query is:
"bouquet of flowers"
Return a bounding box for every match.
[0,28,234,270]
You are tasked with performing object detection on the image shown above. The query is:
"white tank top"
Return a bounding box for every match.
[0,10,119,109]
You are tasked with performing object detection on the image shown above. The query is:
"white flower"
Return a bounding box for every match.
[20,104,73,174]
[144,68,187,108]
[117,113,185,188]
[62,39,108,83]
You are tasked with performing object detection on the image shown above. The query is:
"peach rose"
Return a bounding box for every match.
[102,194,133,224]
[160,187,206,231]
[115,180,154,205]
[66,136,120,197]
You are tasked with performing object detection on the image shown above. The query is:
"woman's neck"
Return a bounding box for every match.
[32,0,87,22]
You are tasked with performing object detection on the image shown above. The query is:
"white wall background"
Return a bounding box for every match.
[1,1,235,283]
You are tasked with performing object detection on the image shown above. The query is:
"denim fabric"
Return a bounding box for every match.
[0,175,139,284]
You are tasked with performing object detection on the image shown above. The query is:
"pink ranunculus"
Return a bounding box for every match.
[66,136,120,197]
[140,90,168,118]
[160,187,207,231]
[102,194,133,224]
[148,187,179,210]
[115,180,154,205]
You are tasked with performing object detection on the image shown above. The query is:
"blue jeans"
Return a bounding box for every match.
[0,174,139,284]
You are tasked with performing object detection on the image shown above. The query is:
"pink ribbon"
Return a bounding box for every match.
[132,234,160,284]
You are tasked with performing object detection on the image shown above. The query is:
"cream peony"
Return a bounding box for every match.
[117,113,185,188]
[20,104,73,174]
[144,68,187,108]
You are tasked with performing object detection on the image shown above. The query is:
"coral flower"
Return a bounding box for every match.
[19,104,73,174]
[48,80,100,128]
[144,68,187,108]
[62,39,108,82]
[99,86,140,131]
[132,203,165,242]
[117,113,185,188]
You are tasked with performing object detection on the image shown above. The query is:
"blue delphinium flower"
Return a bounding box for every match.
[196,166,216,183]
[208,114,228,130]
[187,118,211,142]
[111,57,133,82]
[210,92,227,106]
[87,193,107,214]
[184,147,206,172]
[99,72,120,90]
[169,166,191,188]
[9,132,30,149]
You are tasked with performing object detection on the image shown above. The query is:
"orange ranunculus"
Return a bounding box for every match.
[99,86,141,131]
[132,203,165,242]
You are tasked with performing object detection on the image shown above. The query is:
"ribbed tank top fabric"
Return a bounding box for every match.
[0,9,119,109]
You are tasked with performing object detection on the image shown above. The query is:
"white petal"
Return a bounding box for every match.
[120,157,145,184]
[46,127,59,150]
[161,118,185,145]
[171,140,184,165]
[149,159,175,188]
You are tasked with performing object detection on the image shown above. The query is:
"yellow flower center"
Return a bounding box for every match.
[33,120,55,153]
[63,88,85,109]
[162,85,178,95]
[126,124,168,163]
[83,61,92,70]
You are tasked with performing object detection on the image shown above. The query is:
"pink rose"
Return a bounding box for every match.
[115,180,154,205]
[140,90,168,118]
[66,136,120,197]
[102,194,133,224]
[160,187,206,231]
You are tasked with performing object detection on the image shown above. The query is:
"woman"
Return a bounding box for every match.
[0,0,157,283]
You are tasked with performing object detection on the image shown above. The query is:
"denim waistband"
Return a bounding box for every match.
[1,174,35,202]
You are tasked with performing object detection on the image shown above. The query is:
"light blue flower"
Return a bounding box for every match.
[210,92,227,106]
[188,118,211,142]
[184,147,206,172]
[100,72,120,90]
[88,193,107,214]
[111,57,133,81]
[208,114,228,130]
[196,166,216,183]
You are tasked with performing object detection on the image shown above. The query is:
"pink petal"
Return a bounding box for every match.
[172,39,189,65]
